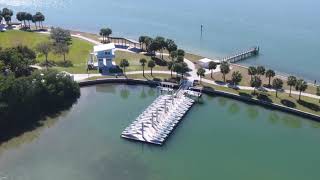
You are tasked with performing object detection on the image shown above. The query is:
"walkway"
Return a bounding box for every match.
[61,33,319,100]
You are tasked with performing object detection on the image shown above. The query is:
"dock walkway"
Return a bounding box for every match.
[221,46,259,63]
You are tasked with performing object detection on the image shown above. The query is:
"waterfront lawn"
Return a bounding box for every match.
[114,51,169,72]
[201,83,320,116]
[205,64,317,95]
[0,30,93,73]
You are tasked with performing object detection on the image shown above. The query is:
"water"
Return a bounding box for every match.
[0,0,319,81]
[1,84,320,180]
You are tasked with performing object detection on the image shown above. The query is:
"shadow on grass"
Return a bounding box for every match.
[257,93,272,103]
[281,99,297,108]
[151,57,167,66]
[239,92,253,98]
[298,100,320,112]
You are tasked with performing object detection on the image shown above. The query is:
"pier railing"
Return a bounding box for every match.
[221,46,259,63]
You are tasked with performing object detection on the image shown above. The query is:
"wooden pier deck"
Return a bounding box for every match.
[221,46,259,63]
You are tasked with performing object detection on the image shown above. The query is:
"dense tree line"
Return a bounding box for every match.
[0,46,80,142]
[0,8,46,30]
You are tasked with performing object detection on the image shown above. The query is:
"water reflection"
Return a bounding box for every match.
[228,103,240,115]
[268,112,280,125]
[148,88,156,97]
[246,107,259,120]
[218,97,227,107]
[282,115,302,129]
[120,88,130,99]
[140,87,147,99]
[96,84,116,94]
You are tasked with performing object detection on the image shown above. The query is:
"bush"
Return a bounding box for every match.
[56,60,73,67]
[109,66,123,74]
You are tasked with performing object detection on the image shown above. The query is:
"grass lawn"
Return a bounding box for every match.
[204,64,318,95]
[0,30,93,73]
[114,51,169,72]
[201,82,320,116]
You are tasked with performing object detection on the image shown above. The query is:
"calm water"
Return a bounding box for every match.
[1,84,320,180]
[0,0,319,81]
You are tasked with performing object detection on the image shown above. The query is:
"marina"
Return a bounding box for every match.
[121,82,201,145]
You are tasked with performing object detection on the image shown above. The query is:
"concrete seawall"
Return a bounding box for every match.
[78,78,320,121]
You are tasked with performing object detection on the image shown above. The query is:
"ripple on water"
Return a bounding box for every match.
[0,0,71,8]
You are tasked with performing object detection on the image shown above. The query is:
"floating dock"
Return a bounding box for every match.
[121,82,200,145]
[221,46,259,63]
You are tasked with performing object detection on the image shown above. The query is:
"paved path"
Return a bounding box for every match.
[57,33,319,100]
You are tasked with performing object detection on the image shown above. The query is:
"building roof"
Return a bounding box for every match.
[198,58,220,63]
[94,43,115,52]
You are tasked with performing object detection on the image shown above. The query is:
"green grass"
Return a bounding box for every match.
[0,30,93,73]
[114,51,168,72]
[201,82,320,116]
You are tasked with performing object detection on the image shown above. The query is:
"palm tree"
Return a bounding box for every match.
[197,68,206,84]
[295,79,308,101]
[170,50,178,61]
[36,41,52,70]
[120,59,129,75]
[208,61,217,79]
[231,71,242,86]
[257,66,265,77]
[272,78,283,97]
[148,60,156,76]
[16,12,26,27]
[250,76,262,94]
[220,61,230,82]
[154,36,166,59]
[2,8,13,25]
[139,36,146,50]
[177,49,185,57]
[317,86,320,103]
[167,61,174,77]
[166,39,177,54]
[100,28,112,43]
[139,58,147,76]
[32,14,38,29]
[248,66,257,81]
[25,13,32,28]
[180,62,189,79]
[287,76,297,97]
[265,69,275,86]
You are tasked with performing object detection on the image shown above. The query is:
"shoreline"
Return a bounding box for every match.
[78,78,320,121]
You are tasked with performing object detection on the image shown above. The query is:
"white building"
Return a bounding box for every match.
[198,58,220,69]
[88,43,116,72]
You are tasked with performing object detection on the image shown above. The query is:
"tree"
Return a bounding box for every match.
[144,36,153,53]
[99,28,112,43]
[208,61,217,79]
[177,55,184,63]
[36,41,52,70]
[120,59,129,75]
[16,12,27,27]
[166,39,177,54]
[295,79,308,101]
[139,58,147,76]
[248,66,257,81]
[25,13,33,28]
[265,69,275,86]
[32,14,38,29]
[250,76,262,94]
[53,43,69,62]
[148,60,156,76]
[173,63,182,77]
[50,27,72,45]
[257,66,265,77]
[220,61,230,82]
[317,86,320,103]
[154,36,166,59]
[2,8,13,25]
[272,78,283,97]
[231,71,242,86]
[0,46,36,77]
[180,62,189,79]
[0,14,3,24]
[170,50,178,61]
[177,49,185,57]
[167,61,174,77]
[138,36,146,50]
[197,68,205,84]
[287,76,297,97]
[35,12,45,28]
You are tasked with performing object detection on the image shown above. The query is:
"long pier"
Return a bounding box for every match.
[121,81,201,145]
[221,46,259,63]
